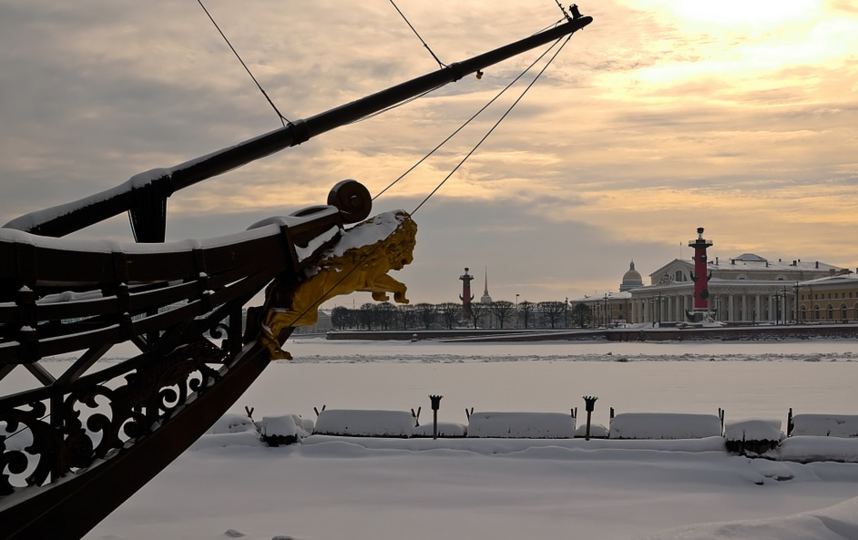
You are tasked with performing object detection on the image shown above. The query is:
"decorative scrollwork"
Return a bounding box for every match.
[0,338,228,492]
[207,313,242,357]
[0,444,28,495]
[0,401,59,492]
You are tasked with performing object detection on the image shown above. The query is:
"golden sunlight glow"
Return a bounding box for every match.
[667,0,818,28]
[592,1,858,106]
[620,0,820,32]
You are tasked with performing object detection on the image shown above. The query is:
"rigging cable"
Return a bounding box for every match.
[196,0,292,127]
[389,0,446,68]
[554,0,573,21]
[353,18,567,129]
[272,34,574,329]
[531,17,566,36]
[349,84,445,127]
[411,33,573,216]
[373,36,565,201]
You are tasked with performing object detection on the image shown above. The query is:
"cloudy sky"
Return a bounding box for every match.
[1,0,856,305]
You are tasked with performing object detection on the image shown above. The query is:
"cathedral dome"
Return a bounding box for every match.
[620,260,643,292]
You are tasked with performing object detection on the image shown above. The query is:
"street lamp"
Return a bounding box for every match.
[515,294,520,328]
[603,293,611,328]
[429,395,443,440]
[793,281,801,324]
[583,396,598,441]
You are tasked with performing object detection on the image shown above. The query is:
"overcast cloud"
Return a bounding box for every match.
[1,1,856,304]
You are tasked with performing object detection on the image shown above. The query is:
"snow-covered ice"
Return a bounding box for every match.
[16,337,858,540]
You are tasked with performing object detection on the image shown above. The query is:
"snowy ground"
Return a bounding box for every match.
[39,338,858,539]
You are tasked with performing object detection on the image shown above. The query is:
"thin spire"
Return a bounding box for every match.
[484,267,489,295]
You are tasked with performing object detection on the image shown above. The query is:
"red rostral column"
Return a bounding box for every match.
[459,268,474,319]
[689,227,713,312]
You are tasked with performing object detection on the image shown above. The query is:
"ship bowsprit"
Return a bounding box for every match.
[0,180,372,540]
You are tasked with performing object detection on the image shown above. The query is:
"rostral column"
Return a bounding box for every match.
[459,267,474,319]
[688,227,713,316]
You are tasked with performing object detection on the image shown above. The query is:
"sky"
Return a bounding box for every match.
[1,0,857,306]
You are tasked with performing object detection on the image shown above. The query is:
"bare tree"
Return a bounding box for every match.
[376,302,396,330]
[571,302,591,328]
[415,303,437,329]
[437,302,462,329]
[398,304,417,330]
[467,301,488,329]
[539,301,567,329]
[489,300,516,329]
[357,303,377,330]
[518,300,535,329]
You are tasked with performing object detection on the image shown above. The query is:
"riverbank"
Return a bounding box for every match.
[325,323,858,342]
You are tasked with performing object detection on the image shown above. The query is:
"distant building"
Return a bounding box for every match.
[632,253,845,325]
[459,267,475,319]
[797,272,858,323]
[619,261,643,292]
[572,230,856,326]
[480,269,493,304]
[292,309,333,334]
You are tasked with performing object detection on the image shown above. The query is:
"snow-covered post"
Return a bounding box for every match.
[429,395,443,439]
[583,396,599,441]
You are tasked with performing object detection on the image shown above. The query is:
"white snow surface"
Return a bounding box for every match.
[14,338,858,540]
[314,409,415,437]
[261,415,311,439]
[639,496,858,540]
[725,419,784,441]
[575,422,609,438]
[411,421,467,437]
[294,225,339,261]
[791,414,858,437]
[327,211,407,257]
[467,411,576,438]
[777,436,858,463]
[609,412,723,439]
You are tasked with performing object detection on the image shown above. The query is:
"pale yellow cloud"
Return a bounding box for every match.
[3,1,857,301]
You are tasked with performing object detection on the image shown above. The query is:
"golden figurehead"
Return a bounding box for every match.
[259,210,416,359]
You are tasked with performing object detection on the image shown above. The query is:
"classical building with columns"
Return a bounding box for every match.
[628,254,843,325]
[573,231,856,327]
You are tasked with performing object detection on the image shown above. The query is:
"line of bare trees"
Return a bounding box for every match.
[330,300,593,331]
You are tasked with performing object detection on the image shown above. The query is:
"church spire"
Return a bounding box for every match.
[480,267,493,304]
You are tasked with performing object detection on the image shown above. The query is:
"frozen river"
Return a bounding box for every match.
[7,337,855,428]
[6,336,857,540]
[80,336,858,540]
[232,337,858,427]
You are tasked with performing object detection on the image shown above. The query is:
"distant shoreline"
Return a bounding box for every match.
[324,323,858,342]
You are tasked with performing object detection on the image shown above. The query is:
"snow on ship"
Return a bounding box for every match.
[0,8,592,539]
